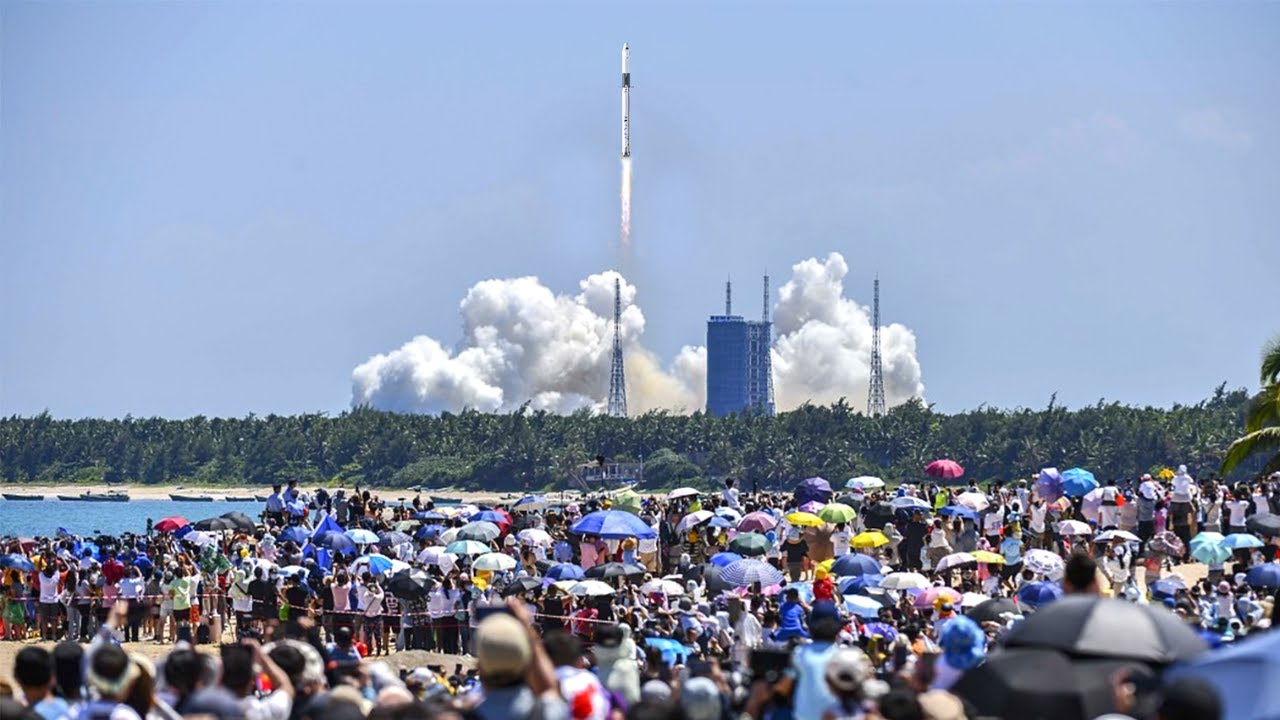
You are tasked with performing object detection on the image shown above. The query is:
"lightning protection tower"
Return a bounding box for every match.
[607,277,628,417]
[867,274,886,417]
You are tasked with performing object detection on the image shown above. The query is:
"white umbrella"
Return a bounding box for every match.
[1023,549,1065,576]
[956,492,990,512]
[517,528,553,546]
[881,572,930,590]
[846,476,885,490]
[570,580,617,596]
[935,552,978,572]
[185,531,216,548]
[640,579,685,595]
[1095,529,1140,543]
[714,507,743,523]
[890,496,932,511]
[1057,520,1093,537]
[472,552,517,572]
[439,528,460,544]
[416,547,457,567]
[667,487,701,500]
[677,510,715,533]
[960,592,988,608]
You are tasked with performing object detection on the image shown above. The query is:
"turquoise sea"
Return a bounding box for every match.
[0,498,266,537]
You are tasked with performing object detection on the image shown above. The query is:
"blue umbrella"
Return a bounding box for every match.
[314,531,356,554]
[279,526,309,545]
[709,552,744,568]
[709,516,735,529]
[513,495,548,510]
[474,510,509,526]
[863,621,899,643]
[570,510,657,539]
[785,581,815,603]
[939,505,980,521]
[546,563,585,581]
[1060,468,1098,497]
[414,524,446,541]
[643,636,691,665]
[1245,562,1280,589]
[1016,580,1063,609]
[839,574,884,593]
[358,554,394,575]
[1222,533,1264,550]
[1149,576,1187,599]
[1166,628,1280,720]
[0,554,34,572]
[831,553,882,577]
[413,511,447,521]
[346,529,379,545]
[720,559,784,587]
[845,594,885,618]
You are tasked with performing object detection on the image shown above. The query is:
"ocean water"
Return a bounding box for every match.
[0,499,266,537]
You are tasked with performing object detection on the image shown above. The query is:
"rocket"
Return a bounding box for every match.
[621,43,630,158]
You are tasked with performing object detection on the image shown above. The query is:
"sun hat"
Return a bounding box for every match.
[938,615,986,671]
[823,647,873,693]
[474,613,532,685]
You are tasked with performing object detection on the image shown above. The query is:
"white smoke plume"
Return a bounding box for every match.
[351,252,924,415]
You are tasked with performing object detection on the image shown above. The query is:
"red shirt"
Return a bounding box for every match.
[814,577,835,602]
[102,559,125,585]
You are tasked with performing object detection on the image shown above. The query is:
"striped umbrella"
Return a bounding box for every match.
[720,559,784,588]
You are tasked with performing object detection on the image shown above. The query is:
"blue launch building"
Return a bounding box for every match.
[706,278,775,417]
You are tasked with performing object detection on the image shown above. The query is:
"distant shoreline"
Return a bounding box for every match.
[1,483,541,505]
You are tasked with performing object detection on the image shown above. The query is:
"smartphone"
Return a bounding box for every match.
[749,648,790,684]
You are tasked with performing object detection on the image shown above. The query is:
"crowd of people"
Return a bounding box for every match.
[1,466,1279,720]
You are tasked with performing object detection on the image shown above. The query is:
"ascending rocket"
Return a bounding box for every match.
[621,43,630,158]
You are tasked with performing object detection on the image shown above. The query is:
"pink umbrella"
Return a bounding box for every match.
[925,459,965,480]
[913,585,959,609]
[738,512,778,533]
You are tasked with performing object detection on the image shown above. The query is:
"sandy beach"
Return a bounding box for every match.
[3,484,551,506]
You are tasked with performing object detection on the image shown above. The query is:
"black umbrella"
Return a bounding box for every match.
[1246,513,1280,538]
[967,597,1021,625]
[951,648,1151,720]
[219,512,256,531]
[702,564,734,595]
[585,562,646,580]
[501,576,544,597]
[1003,596,1207,663]
[387,568,436,600]
[192,517,237,531]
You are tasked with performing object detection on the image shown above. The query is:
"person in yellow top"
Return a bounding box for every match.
[933,486,949,511]
[169,566,193,633]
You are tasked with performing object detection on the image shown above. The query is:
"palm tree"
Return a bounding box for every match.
[1220,337,1280,477]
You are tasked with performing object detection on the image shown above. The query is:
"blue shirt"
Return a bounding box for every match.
[791,641,839,720]
[1000,537,1023,564]
[776,601,808,639]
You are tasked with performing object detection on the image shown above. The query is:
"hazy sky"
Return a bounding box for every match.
[3,2,1278,419]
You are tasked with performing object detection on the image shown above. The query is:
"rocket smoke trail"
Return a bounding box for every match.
[620,43,632,249]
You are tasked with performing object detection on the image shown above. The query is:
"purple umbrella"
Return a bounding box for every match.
[794,477,833,506]
[1036,468,1064,503]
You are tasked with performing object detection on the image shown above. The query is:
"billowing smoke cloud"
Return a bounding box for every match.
[351,252,923,415]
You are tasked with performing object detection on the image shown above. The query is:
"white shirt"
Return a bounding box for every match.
[37,572,60,603]
[831,530,851,557]
[983,508,1005,536]
[1251,493,1271,518]
[1029,504,1047,533]
[1226,500,1249,528]
[1171,474,1196,503]
[359,586,384,617]
[722,487,741,510]
[241,691,291,720]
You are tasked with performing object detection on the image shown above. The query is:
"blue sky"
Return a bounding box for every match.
[3,2,1278,419]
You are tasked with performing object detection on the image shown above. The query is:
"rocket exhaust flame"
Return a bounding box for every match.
[620,157,632,249]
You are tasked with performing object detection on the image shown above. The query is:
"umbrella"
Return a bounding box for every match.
[416,547,457,567]
[960,592,989,609]
[192,517,236,531]
[890,496,932,512]
[439,528,460,545]
[967,597,1020,624]
[278,565,307,577]
[1148,576,1187,599]
[457,521,502,542]
[1191,531,1225,548]
[1149,531,1185,556]
[667,487,700,500]
[346,529,379,545]
[445,540,490,556]
[473,552,517,572]
[640,579,685,595]
[1244,562,1280,589]
[1221,533,1264,550]
[818,503,856,524]
[1190,535,1231,565]
[501,576,544,597]
[1002,596,1208,663]
[473,510,511,528]
[314,531,356,554]
[737,512,778,533]
[644,636,692,665]
[1061,468,1098,497]
[378,530,413,547]
[155,517,188,533]
[935,552,977,572]
[611,489,643,515]
[831,553,882,577]
[1016,581,1063,609]
[846,476,885,490]
[797,500,826,514]
[585,562,646,580]
[938,505,980,522]
[913,586,959,608]
[1245,513,1280,538]
[785,511,823,528]
[1056,520,1093,537]
[570,580,616,596]
[720,559,785,587]
[728,532,771,556]
[839,575,883,593]
[414,511,447,521]
[279,526,310,545]
[1023,549,1065,576]
[414,524,445,541]
[851,531,889,549]
[925,459,965,480]
[219,511,257,531]
[714,507,743,522]
[952,648,1146,720]
[709,552,744,567]
[358,553,396,574]
[546,563,586,581]
[512,495,549,511]
[1036,468,1064,502]
[794,477,834,505]
[972,550,1006,565]
[844,594,884,618]
[956,492,989,512]
[881,572,930,590]
[517,528,553,546]
[677,510,715,533]
[387,568,437,599]
[571,510,656,539]
[1165,623,1280,720]
[1094,530,1140,543]
[0,554,34,572]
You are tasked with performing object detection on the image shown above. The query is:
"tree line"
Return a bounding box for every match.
[0,384,1263,492]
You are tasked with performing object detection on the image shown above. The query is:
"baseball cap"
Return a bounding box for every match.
[475,614,532,686]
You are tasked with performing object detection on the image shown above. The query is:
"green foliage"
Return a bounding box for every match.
[0,387,1259,491]
[1220,339,1280,477]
